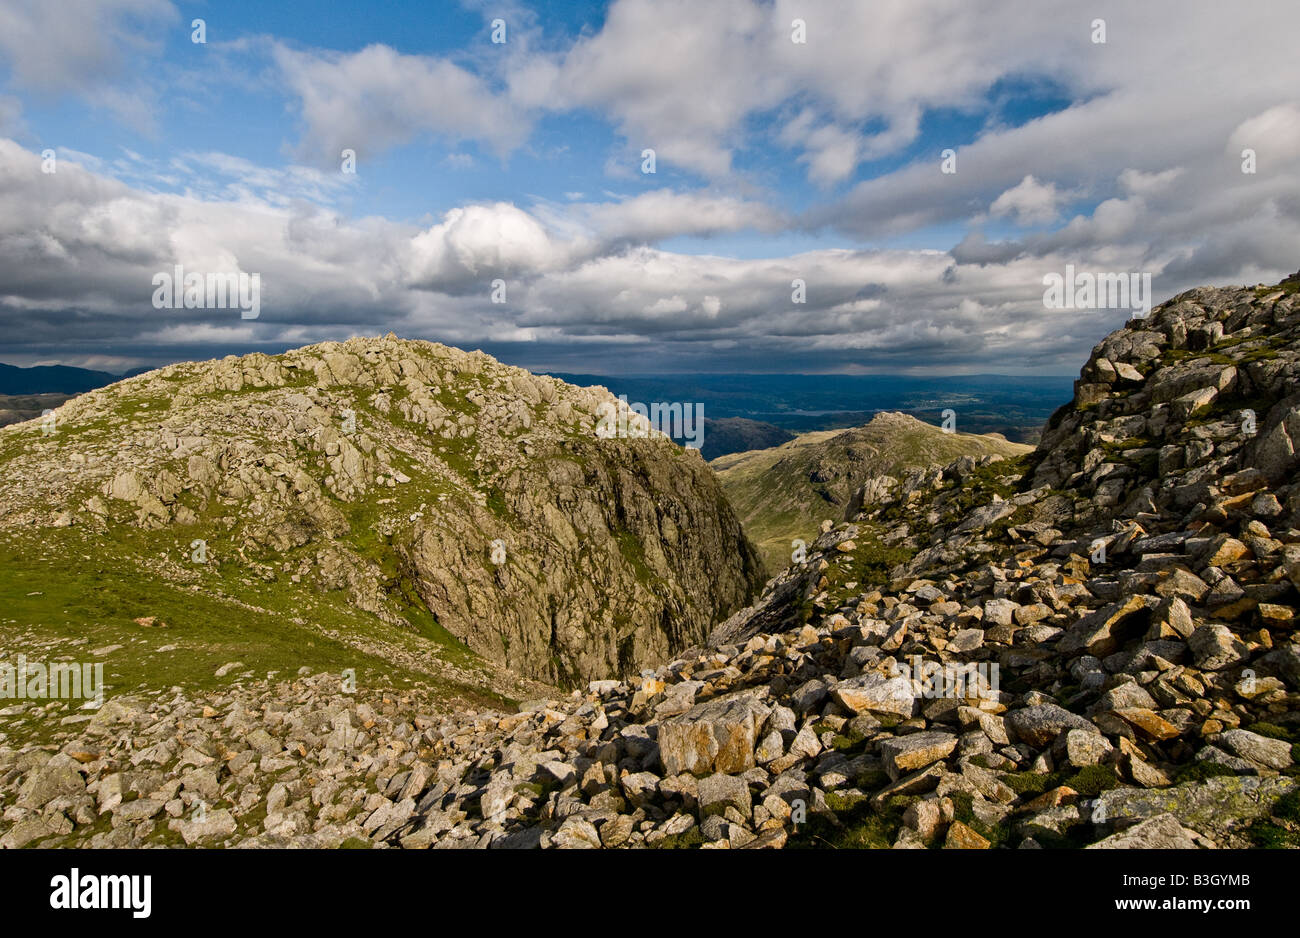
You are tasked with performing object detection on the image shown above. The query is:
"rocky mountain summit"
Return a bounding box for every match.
[2,274,1299,850]
[0,336,761,687]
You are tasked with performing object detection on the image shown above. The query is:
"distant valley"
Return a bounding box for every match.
[522,372,1072,457]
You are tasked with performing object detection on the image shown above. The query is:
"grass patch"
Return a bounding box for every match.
[1245,788,1300,849]
[613,526,657,588]
[1062,764,1119,797]
[654,826,708,849]
[949,791,1009,848]
[821,533,915,606]
[1000,769,1057,798]
[0,524,505,748]
[1248,722,1298,743]
[786,791,910,849]
[998,764,1118,799]
[1170,760,1239,785]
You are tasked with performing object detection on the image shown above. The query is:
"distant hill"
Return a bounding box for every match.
[712,411,1031,573]
[0,362,132,425]
[700,417,794,460]
[0,361,123,394]
[1,363,1069,449]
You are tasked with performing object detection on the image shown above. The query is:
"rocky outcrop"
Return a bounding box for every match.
[1032,272,1300,525]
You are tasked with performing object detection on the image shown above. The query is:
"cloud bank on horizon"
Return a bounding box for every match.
[0,0,1297,375]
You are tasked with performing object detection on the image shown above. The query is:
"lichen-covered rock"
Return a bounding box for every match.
[657,690,770,776]
[1094,776,1296,846]
[832,674,919,720]
[1086,813,1203,849]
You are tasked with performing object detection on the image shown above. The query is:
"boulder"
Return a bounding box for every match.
[657,690,770,776]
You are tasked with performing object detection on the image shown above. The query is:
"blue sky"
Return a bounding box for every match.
[0,0,1297,375]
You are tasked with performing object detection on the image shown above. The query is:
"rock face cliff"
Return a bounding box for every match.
[0,336,763,684]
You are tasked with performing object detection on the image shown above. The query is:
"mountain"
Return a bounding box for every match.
[392,270,1296,851]
[3,274,1298,850]
[0,362,137,427]
[0,336,763,698]
[712,411,1031,573]
[699,417,794,461]
[0,362,122,395]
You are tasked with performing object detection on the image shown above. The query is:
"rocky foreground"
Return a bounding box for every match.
[3,274,1300,848]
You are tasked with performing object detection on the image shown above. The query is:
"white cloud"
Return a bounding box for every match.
[0,137,1101,372]
[990,175,1068,226]
[1118,167,1184,197]
[578,190,784,242]
[174,151,354,206]
[782,114,862,187]
[4,2,1300,375]
[0,0,173,92]
[272,0,1003,183]
[1229,103,1300,163]
[273,43,530,163]
[813,1,1300,242]
[542,0,781,178]
[406,202,574,289]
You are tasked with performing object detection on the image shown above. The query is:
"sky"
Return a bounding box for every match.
[0,0,1297,376]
